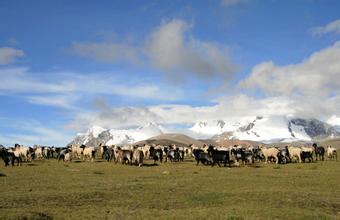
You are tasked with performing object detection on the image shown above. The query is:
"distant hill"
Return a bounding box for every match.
[136,133,205,147]
[210,132,261,147]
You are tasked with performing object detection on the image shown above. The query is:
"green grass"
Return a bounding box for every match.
[0,159,339,220]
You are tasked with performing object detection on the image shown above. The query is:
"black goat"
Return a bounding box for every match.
[193,149,212,166]
[207,145,231,167]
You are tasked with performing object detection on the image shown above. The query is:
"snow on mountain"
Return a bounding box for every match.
[290,118,339,140]
[69,117,340,146]
[189,119,246,138]
[70,123,164,146]
[288,122,311,141]
[327,115,340,132]
[189,116,339,143]
[327,115,340,126]
[232,116,293,142]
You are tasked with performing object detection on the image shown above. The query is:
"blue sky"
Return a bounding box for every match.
[0,0,340,146]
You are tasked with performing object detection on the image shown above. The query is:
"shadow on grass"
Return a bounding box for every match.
[93,171,104,175]
[73,160,83,163]
[0,173,6,177]
[26,163,38,166]
[142,163,159,167]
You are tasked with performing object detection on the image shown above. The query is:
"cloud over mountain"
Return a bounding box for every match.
[239,41,340,98]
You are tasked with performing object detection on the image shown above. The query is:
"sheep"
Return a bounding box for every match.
[71,144,84,159]
[115,148,133,165]
[288,146,302,163]
[122,145,133,151]
[260,146,280,164]
[64,152,72,162]
[217,146,230,151]
[165,148,182,162]
[301,146,314,154]
[42,147,50,159]
[312,143,325,161]
[185,147,192,158]
[9,144,31,162]
[140,144,150,159]
[0,148,21,166]
[300,146,314,162]
[202,144,209,153]
[58,148,70,162]
[81,145,96,162]
[132,149,144,167]
[99,143,105,159]
[149,146,163,163]
[189,144,200,157]
[193,149,212,166]
[34,146,44,160]
[207,145,231,167]
[103,146,114,162]
[327,146,337,161]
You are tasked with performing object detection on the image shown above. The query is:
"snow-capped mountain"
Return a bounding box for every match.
[69,117,340,146]
[69,123,164,146]
[190,116,340,143]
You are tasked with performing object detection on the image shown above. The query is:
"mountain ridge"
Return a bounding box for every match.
[69,116,340,146]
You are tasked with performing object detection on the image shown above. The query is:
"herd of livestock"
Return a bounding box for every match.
[0,143,338,167]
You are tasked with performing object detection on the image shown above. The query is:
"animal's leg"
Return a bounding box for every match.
[217,161,221,167]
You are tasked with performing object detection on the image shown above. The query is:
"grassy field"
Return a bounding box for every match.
[0,158,339,220]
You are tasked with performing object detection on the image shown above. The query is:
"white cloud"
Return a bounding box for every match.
[26,95,78,109]
[67,95,295,131]
[0,67,76,94]
[145,19,236,81]
[310,19,340,36]
[71,19,236,82]
[239,41,340,97]
[0,47,24,64]
[0,67,182,108]
[0,118,73,146]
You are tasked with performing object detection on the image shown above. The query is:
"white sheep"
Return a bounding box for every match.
[288,146,302,163]
[327,146,337,161]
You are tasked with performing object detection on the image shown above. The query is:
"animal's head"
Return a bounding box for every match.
[207,145,215,152]
[80,145,86,149]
